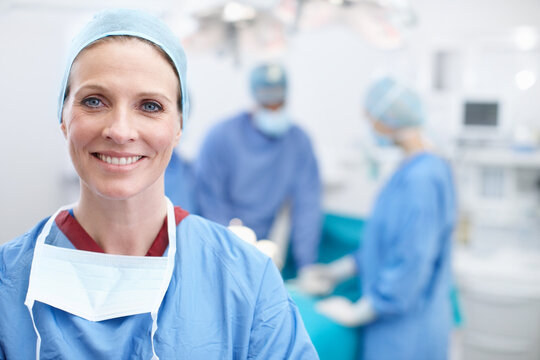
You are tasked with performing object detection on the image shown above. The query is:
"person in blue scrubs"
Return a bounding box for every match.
[0,9,317,359]
[194,63,322,271]
[165,149,197,213]
[298,77,457,360]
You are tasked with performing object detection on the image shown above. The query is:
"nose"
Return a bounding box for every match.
[102,107,138,144]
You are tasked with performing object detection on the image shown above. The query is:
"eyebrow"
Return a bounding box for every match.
[75,84,174,104]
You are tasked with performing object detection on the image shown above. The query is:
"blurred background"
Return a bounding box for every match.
[2,0,540,359]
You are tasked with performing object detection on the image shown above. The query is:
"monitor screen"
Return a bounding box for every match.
[463,101,499,127]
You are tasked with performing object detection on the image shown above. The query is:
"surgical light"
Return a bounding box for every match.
[222,2,256,23]
[515,70,536,90]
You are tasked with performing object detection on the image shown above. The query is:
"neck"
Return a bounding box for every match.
[74,184,168,256]
[395,128,430,155]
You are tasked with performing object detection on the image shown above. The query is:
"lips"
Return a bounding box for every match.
[93,153,143,165]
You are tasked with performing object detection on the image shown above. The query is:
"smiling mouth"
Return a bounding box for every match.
[93,153,143,165]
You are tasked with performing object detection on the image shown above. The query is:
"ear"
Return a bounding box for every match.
[173,115,182,147]
[60,119,68,139]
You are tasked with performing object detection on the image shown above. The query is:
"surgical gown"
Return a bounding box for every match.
[165,149,198,213]
[194,112,322,269]
[0,211,318,359]
[356,152,456,360]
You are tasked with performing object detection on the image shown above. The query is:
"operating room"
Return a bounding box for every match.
[2,0,540,359]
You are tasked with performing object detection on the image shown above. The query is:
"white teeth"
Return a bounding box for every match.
[97,154,142,165]
[126,156,139,164]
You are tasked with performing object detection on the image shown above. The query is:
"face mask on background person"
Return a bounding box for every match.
[370,127,394,147]
[253,107,292,138]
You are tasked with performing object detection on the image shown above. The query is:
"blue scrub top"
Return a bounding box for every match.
[0,214,318,359]
[356,152,457,360]
[165,149,198,213]
[194,111,322,269]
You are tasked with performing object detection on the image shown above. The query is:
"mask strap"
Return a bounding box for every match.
[149,197,177,360]
[150,311,159,360]
[24,203,77,359]
[25,301,41,360]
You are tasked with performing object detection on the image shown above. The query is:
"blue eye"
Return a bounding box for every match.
[142,102,162,112]
[83,97,102,108]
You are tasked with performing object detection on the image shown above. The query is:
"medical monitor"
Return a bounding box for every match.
[463,101,499,127]
[457,99,505,146]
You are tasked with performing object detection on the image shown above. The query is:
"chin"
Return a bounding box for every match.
[85,182,148,201]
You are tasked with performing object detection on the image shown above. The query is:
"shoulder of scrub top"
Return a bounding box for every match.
[176,214,278,307]
[0,216,50,285]
[399,153,452,187]
[203,112,250,144]
[287,123,317,150]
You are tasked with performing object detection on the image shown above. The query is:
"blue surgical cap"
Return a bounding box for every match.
[249,63,288,106]
[364,77,424,129]
[58,9,189,127]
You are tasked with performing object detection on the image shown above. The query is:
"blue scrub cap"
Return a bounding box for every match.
[57,8,189,127]
[364,77,424,129]
[249,63,288,106]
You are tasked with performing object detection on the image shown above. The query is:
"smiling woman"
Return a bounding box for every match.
[62,39,182,222]
[0,9,318,360]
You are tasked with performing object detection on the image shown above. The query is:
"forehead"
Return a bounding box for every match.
[69,39,179,93]
[84,36,177,74]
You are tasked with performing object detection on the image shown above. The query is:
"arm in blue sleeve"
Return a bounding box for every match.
[165,151,198,213]
[367,180,444,317]
[290,137,322,269]
[194,129,234,226]
[248,259,319,359]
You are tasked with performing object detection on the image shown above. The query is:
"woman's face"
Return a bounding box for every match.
[61,38,182,200]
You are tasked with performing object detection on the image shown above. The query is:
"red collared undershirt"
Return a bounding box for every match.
[55,206,189,256]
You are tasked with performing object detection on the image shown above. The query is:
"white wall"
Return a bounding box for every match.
[2,0,540,244]
[0,9,88,243]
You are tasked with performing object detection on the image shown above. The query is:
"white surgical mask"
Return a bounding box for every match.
[369,121,395,148]
[372,130,394,147]
[25,198,177,360]
[253,108,292,137]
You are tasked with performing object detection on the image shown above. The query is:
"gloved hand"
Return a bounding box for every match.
[294,255,356,296]
[228,223,257,245]
[315,296,376,327]
[228,224,283,268]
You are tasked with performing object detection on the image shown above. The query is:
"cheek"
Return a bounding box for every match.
[66,116,90,145]
[146,123,180,153]
[65,114,101,154]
